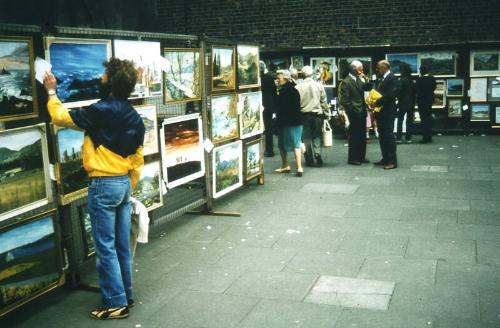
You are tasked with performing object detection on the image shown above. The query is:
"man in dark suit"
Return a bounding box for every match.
[260,61,278,156]
[339,60,370,165]
[415,65,436,143]
[371,60,399,170]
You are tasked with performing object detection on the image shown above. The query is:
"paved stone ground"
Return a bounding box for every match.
[2,135,500,328]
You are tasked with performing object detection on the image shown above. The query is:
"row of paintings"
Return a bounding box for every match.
[0,210,65,317]
[0,35,260,122]
[470,77,500,102]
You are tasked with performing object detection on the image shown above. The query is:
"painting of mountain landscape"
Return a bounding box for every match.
[213,140,242,198]
[211,94,238,143]
[0,124,50,222]
[54,127,86,204]
[244,139,262,181]
[47,38,110,108]
[161,114,205,189]
[386,53,418,75]
[212,47,235,91]
[114,40,162,98]
[164,49,201,103]
[419,52,456,77]
[134,105,158,156]
[0,37,37,121]
[0,212,62,316]
[238,91,263,139]
[132,161,162,211]
[237,45,259,88]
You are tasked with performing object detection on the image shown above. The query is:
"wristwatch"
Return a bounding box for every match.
[47,89,56,96]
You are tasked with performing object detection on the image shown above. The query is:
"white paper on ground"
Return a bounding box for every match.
[462,104,469,111]
[34,57,52,84]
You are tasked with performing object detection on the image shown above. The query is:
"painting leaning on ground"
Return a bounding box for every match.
[0,213,60,315]
[0,126,48,220]
[0,38,35,120]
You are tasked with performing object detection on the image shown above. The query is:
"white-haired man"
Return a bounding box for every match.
[339,60,371,165]
[295,65,330,166]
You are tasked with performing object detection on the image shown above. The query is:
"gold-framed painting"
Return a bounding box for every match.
[310,57,336,87]
[432,80,445,108]
[113,39,163,98]
[212,46,235,91]
[0,35,38,122]
[45,37,112,109]
[243,138,263,182]
[131,160,163,211]
[0,210,65,317]
[51,124,87,205]
[237,44,259,89]
[238,91,263,139]
[0,123,53,222]
[163,48,202,104]
[210,94,239,144]
[134,105,159,156]
[212,140,243,199]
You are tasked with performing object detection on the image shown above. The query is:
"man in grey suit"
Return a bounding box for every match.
[339,60,370,165]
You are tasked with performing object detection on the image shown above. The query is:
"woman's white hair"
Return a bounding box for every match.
[350,60,363,70]
[276,69,292,81]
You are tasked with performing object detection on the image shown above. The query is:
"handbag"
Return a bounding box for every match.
[322,119,333,147]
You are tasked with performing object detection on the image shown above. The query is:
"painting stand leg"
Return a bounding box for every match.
[187,209,241,217]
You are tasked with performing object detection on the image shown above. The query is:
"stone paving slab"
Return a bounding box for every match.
[458,210,500,225]
[300,182,359,194]
[435,261,500,292]
[400,207,458,223]
[357,257,437,285]
[476,240,500,266]
[237,299,342,328]
[284,249,365,276]
[273,228,345,251]
[405,238,476,263]
[336,234,409,257]
[304,275,395,310]
[225,271,318,301]
[335,309,435,328]
[212,246,297,273]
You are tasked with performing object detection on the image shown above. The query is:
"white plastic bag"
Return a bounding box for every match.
[322,120,333,147]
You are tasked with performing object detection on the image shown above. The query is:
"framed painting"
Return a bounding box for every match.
[78,204,95,258]
[114,40,162,98]
[0,210,65,317]
[419,51,457,77]
[470,51,500,76]
[0,123,53,222]
[131,160,163,211]
[487,77,500,101]
[163,48,201,104]
[134,105,159,156]
[492,104,500,125]
[470,104,490,121]
[243,138,263,182]
[210,94,239,143]
[237,44,259,88]
[45,37,111,108]
[238,91,263,139]
[265,58,290,72]
[290,56,304,69]
[212,46,235,91]
[160,113,205,189]
[386,53,418,75]
[432,80,445,108]
[470,78,488,102]
[51,125,87,205]
[446,79,464,97]
[338,57,372,80]
[212,140,243,199]
[310,57,336,87]
[0,36,38,122]
[447,99,462,118]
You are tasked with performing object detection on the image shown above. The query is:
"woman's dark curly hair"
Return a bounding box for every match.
[103,58,137,100]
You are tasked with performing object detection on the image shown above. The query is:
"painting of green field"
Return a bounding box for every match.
[0,213,61,315]
[213,141,242,198]
[237,45,259,88]
[0,125,49,220]
[212,47,235,91]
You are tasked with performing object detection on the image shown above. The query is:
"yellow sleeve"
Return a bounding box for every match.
[47,96,79,129]
[128,146,144,189]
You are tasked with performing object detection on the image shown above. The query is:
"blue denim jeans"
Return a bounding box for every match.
[88,175,132,308]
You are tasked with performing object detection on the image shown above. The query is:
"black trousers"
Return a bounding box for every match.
[418,104,433,142]
[396,104,414,141]
[375,110,397,165]
[346,109,367,162]
[263,109,274,153]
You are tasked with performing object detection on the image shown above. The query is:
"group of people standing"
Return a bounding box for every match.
[261,57,437,174]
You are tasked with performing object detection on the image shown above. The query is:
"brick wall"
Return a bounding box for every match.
[157,0,500,50]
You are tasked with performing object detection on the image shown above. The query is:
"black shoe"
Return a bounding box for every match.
[418,140,430,144]
[384,163,397,170]
[348,161,362,165]
[361,159,370,164]
[264,151,275,157]
[374,160,384,166]
[127,299,134,308]
[396,140,403,144]
[314,154,323,166]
